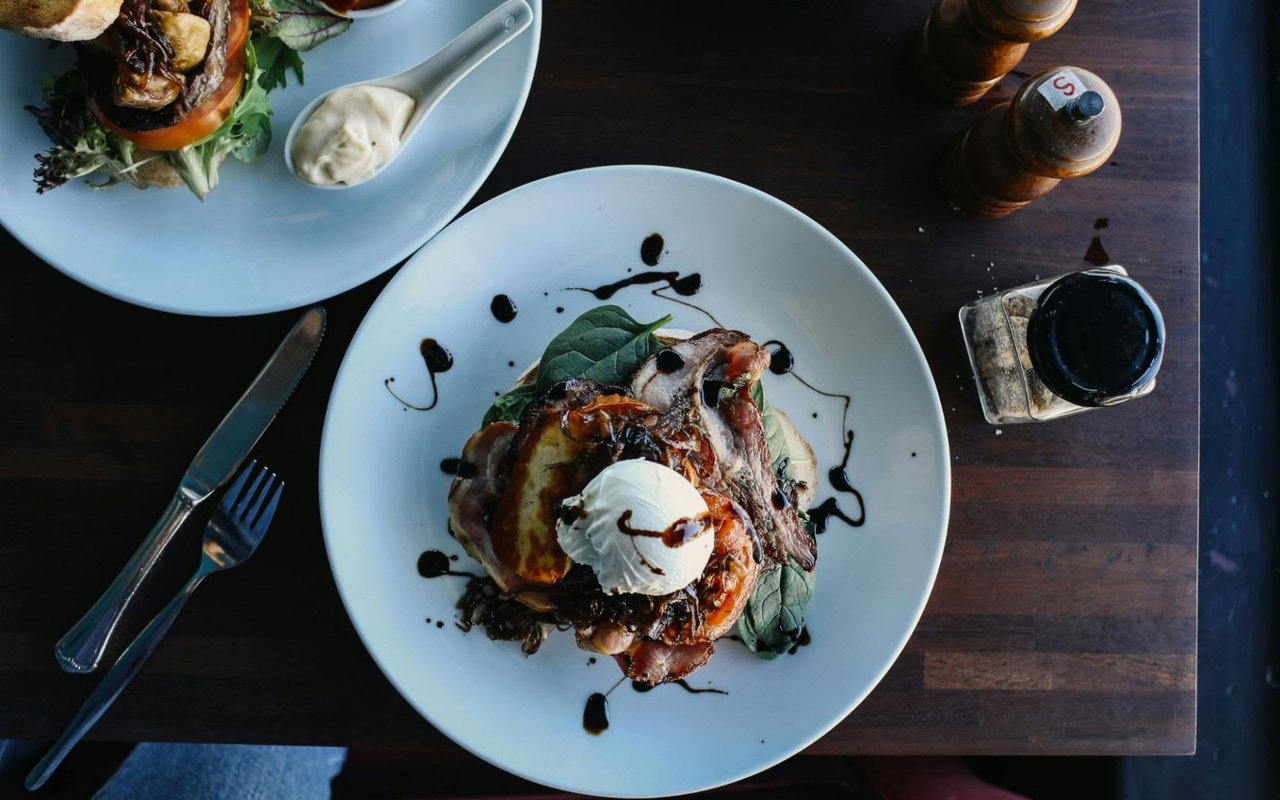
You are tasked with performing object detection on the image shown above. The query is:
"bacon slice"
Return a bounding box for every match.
[616,640,716,685]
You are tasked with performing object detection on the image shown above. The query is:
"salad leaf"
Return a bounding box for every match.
[260,0,353,52]
[481,306,672,427]
[165,40,275,198]
[536,306,672,392]
[736,558,815,659]
[253,36,306,92]
[26,72,149,194]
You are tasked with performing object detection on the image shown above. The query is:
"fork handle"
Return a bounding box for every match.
[55,494,194,674]
[27,572,205,791]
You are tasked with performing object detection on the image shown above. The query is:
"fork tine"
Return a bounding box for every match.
[236,466,269,521]
[252,481,285,532]
[245,472,278,526]
[219,461,256,513]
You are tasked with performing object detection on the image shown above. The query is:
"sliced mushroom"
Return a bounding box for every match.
[114,64,184,110]
[155,11,210,71]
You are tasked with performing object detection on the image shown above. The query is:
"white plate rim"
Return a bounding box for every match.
[0,1,542,318]
[318,164,951,796]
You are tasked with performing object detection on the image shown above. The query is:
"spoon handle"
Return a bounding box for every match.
[402,0,534,109]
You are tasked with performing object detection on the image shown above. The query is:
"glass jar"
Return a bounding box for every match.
[959,265,1165,424]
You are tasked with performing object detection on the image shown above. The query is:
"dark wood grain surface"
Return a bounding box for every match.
[0,0,1197,756]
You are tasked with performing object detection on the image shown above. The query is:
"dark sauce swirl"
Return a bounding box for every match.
[385,338,453,411]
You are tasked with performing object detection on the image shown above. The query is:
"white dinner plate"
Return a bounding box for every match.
[319,166,950,797]
[0,0,540,316]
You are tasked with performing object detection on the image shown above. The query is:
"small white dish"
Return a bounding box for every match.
[286,0,534,189]
[319,165,951,797]
[0,0,541,316]
[317,0,409,19]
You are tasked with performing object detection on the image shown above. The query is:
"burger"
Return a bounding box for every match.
[2,0,351,198]
[448,306,820,685]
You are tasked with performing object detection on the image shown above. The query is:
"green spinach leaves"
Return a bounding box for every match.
[482,306,672,425]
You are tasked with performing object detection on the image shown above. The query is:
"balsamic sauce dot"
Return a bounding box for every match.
[490,294,518,323]
[420,339,453,373]
[417,550,451,578]
[583,693,609,734]
[641,233,665,266]
[655,348,685,374]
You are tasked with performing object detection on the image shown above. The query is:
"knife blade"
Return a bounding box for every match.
[54,307,325,673]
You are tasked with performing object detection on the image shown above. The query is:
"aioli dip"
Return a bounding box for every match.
[292,86,415,186]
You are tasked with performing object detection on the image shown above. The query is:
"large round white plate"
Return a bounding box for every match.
[0,0,539,316]
[320,166,950,797]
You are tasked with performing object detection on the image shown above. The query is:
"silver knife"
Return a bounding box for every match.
[54,307,326,674]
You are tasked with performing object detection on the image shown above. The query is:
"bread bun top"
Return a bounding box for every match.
[0,0,124,42]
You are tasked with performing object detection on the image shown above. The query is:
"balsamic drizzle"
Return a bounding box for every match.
[573,270,701,300]
[583,677,626,734]
[417,550,478,579]
[490,294,518,323]
[631,679,728,695]
[787,626,812,654]
[567,240,723,327]
[764,340,795,376]
[810,498,861,534]
[640,233,665,266]
[762,340,865,531]
[817,431,866,530]
[385,338,454,411]
[655,347,685,374]
[583,693,609,734]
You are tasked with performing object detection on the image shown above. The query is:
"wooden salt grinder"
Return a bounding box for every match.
[915,0,1077,105]
[943,66,1121,218]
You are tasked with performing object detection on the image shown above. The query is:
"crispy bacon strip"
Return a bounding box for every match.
[616,640,716,685]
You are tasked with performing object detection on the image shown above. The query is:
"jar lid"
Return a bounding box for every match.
[1027,269,1165,407]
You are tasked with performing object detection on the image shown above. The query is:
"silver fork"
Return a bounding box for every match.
[26,462,284,791]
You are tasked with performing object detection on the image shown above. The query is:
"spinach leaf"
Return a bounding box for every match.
[535,306,672,391]
[482,383,539,426]
[736,558,815,659]
[480,306,670,427]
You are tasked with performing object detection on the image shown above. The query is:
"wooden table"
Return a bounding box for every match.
[0,0,1197,758]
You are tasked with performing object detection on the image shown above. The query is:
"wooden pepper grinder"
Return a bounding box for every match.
[915,0,1077,105]
[942,66,1121,218]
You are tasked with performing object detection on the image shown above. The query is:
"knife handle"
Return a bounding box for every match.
[55,494,194,674]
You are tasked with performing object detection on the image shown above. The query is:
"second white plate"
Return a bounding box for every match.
[0,0,540,316]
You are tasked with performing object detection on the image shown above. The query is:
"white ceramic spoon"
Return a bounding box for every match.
[285,0,534,189]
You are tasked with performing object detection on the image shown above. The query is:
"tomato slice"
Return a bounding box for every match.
[97,0,252,152]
